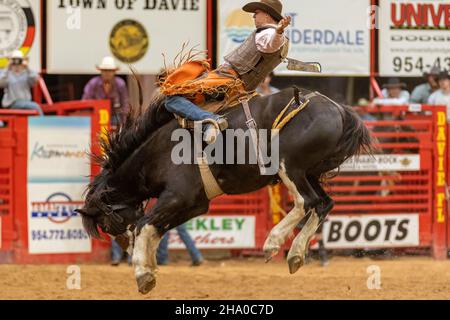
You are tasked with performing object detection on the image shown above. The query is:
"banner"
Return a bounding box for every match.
[0,0,41,71]
[340,155,421,172]
[379,0,450,76]
[321,214,420,249]
[27,117,91,254]
[47,0,207,74]
[168,215,255,249]
[218,0,371,76]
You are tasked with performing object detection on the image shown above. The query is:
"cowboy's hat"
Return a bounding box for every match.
[438,70,450,80]
[96,56,119,71]
[423,65,440,77]
[10,50,24,60]
[243,0,283,22]
[382,78,407,89]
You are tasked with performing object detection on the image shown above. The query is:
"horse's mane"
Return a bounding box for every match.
[94,91,173,172]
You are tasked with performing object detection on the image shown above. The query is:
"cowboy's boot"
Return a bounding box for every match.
[204,117,228,144]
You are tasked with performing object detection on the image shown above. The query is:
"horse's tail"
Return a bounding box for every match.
[310,104,375,178]
[336,104,375,161]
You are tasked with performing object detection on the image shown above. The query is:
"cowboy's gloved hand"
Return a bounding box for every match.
[276,16,291,34]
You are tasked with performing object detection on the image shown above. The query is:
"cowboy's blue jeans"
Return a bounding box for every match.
[156,223,203,265]
[164,95,219,122]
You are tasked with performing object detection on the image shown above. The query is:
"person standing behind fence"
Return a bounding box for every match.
[0,50,43,116]
[373,78,410,105]
[410,66,440,104]
[428,71,450,123]
[82,56,129,128]
[83,57,130,266]
[157,223,204,267]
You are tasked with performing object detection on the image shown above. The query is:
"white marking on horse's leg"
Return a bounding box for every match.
[287,209,320,274]
[132,225,161,279]
[263,163,306,258]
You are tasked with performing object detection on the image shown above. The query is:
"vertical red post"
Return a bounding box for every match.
[206,0,213,61]
[432,106,448,259]
[369,0,377,101]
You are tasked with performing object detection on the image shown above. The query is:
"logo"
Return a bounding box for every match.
[0,0,36,68]
[31,193,84,224]
[109,19,149,63]
[224,9,254,43]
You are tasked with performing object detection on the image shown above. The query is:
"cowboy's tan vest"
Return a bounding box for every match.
[224,26,289,92]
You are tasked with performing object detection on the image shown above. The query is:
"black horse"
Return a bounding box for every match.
[76,87,373,294]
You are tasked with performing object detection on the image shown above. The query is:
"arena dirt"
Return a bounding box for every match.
[1,257,449,300]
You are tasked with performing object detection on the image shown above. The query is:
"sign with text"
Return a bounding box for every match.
[47,0,207,74]
[27,117,91,254]
[322,214,420,249]
[340,155,421,172]
[168,216,255,249]
[379,0,450,76]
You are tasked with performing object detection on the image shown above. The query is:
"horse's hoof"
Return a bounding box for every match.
[288,255,304,274]
[264,249,279,263]
[136,272,156,294]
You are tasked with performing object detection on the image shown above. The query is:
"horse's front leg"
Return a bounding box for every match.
[132,191,185,294]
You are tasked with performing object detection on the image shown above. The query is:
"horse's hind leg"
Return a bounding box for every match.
[263,163,320,263]
[287,175,332,274]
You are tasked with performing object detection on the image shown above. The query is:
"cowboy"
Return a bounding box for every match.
[373,78,410,105]
[410,66,440,104]
[82,56,129,127]
[161,0,291,143]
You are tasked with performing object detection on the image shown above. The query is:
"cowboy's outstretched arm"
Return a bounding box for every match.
[276,16,291,34]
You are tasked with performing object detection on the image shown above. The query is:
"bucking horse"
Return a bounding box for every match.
[76,86,373,294]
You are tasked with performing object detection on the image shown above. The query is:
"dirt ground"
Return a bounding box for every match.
[1,256,450,300]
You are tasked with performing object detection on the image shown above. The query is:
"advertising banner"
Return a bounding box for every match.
[321,214,420,249]
[340,155,421,172]
[379,0,450,76]
[168,215,256,249]
[27,117,91,254]
[47,0,207,74]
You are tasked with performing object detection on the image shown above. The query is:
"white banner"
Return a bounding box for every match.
[321,214,420,249]
[168,215,255,249]
[27,117,92,254]
[47,0,207,74]
[0,0,41,71]
[340,154,421,172]
[218,0,371,76]
[379,0,450,76]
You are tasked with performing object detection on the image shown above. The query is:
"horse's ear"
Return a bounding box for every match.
[75,208,88,216]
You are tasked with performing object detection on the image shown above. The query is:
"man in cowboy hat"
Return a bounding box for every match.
[428,71,450,122]
[82,56,129,127]
[373,78,410,105]
[0,50,43,116]
[410,66,440,104]
[161,0,291,144]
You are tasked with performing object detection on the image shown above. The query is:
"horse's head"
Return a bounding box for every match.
[76,172,144,239]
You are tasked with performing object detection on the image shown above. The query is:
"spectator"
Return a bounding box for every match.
[157,223,204,266]
[373,78,410,105]
[410,66,440,104]
[0,50,42,115]
[83,57,130,266]
[82,56,129,127]
[428,70,450,122]
[256,72,280,96]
